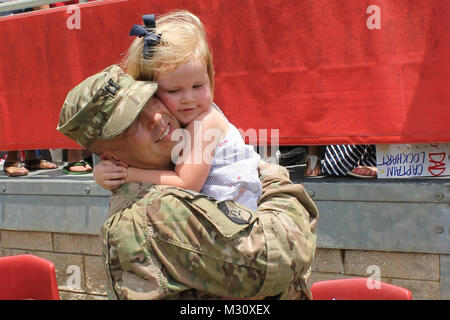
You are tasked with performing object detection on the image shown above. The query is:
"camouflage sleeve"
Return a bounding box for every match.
[253,162,318,299]
[102,162,318,299]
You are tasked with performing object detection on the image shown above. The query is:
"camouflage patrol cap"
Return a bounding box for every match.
[57,65,158,148]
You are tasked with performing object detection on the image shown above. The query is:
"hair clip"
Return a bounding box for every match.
[129,14,161,58]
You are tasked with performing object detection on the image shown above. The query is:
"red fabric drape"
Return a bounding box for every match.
[0,0,449,150]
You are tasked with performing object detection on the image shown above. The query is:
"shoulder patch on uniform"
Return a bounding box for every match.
[217,201,252,225]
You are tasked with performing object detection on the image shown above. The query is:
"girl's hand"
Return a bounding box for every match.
[93,159,127,190]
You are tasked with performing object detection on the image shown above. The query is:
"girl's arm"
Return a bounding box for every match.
[126,107,227,191]
[126,163,210,191]
[93,159,128,190]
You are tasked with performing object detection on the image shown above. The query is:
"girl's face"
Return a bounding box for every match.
[156,58,212,126]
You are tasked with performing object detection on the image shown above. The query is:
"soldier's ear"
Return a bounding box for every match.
[101,153,127,167]
[99,152,116,162]
[99,153,109,160]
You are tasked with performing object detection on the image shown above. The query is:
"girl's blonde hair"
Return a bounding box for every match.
[123,10,215,94]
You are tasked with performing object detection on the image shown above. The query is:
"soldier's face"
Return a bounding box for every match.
[106,97,181,169]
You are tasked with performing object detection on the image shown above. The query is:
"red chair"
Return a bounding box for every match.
[311,278,412,300]
[0,254,60,300]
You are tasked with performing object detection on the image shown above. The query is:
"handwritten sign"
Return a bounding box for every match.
[376,144,450,178]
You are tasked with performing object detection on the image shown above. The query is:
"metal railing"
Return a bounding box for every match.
[0,0,89,13]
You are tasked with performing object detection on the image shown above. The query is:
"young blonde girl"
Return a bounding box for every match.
[94,10,262,210]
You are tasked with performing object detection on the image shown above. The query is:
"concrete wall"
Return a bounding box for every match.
[0,229,445,300]
[0,230,107,300]
[310,248,442,299]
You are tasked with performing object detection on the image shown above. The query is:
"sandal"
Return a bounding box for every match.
[63,160,93,175]
[25,158,58,171]
[3,161,29,177]
[347,166,377,179]
[304,155,325,178]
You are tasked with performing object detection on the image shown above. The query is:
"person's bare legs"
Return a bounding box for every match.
[305,146,323,176]
[24,150,58,169]
[5,151,20,162]
[4,151,29,176]
[67,149,92,172]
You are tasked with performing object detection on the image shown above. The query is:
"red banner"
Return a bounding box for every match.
[1,0,449,150]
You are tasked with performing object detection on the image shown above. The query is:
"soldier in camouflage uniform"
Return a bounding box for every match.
[57,65,319,300]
